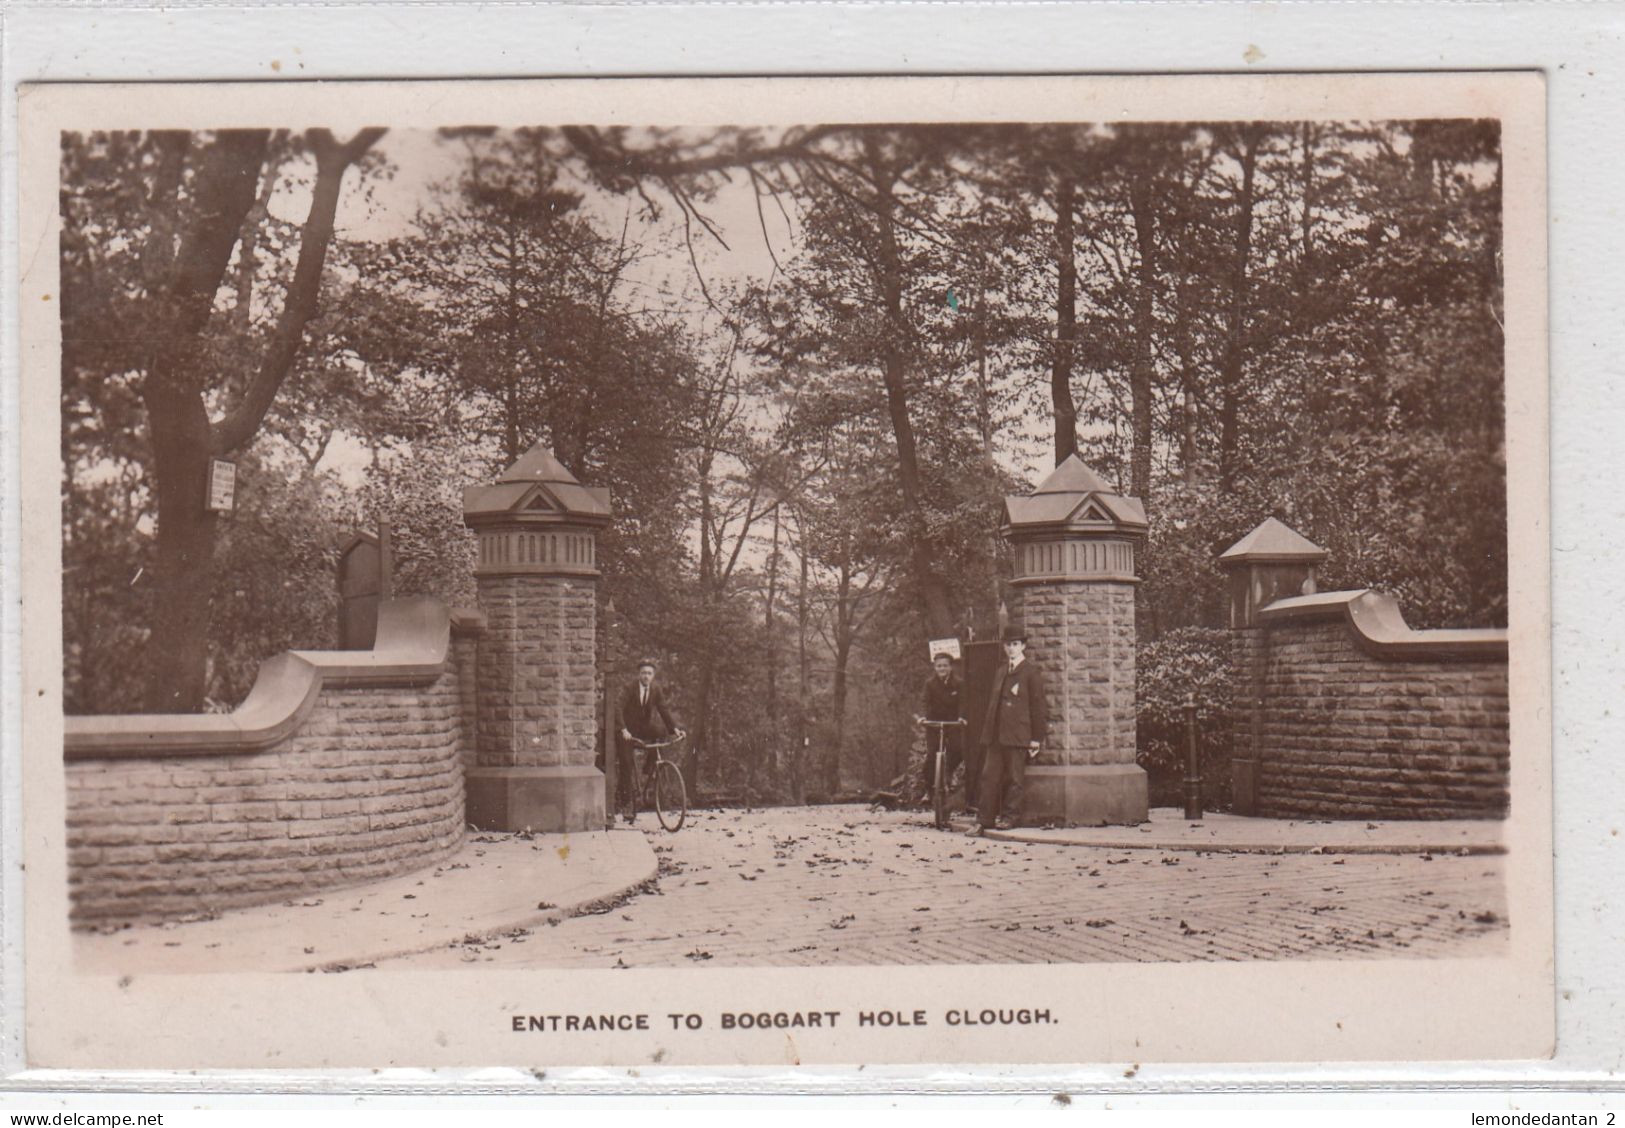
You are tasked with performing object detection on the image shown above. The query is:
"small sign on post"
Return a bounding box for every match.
[927,637,962,661]
[205,459,236,513]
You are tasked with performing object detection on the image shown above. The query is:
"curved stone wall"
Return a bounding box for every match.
[1241,590,1510,819]
[64,599,478,927]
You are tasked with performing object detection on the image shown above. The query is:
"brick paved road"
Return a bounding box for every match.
[378,805,1509,969]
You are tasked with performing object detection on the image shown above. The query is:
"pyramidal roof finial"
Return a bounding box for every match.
[1218,517,1328,563]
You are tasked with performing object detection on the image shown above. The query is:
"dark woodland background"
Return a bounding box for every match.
[60,120,1506,803]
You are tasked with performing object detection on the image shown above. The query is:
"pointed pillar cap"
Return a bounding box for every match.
[463,441,610,528]
[1002,453,1147,538]
[1219,518,1327,566]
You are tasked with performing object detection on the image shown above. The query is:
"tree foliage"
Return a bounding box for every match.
[63,119,1507,806]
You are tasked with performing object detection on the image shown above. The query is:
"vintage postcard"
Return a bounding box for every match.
[16,73,1551,1071]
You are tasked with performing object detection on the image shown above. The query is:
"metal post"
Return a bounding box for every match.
[1182,693,1203,821]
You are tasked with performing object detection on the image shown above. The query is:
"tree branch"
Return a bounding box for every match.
[211,127,386,455]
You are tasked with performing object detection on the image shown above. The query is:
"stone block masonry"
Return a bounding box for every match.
[1241,590,1509,820]
[1000,454,1149,826]
[62,444,617,924]
[1219,521,1509,821]
[473,575,598,771]
[64,599,473,927]
[461,442,609,832]
[1019,583,1137,767]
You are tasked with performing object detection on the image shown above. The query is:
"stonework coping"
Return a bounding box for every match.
[1259,589,1509,662]
[65,597,456,760]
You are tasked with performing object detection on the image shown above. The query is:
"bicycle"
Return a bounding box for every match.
[632,734,688,832]
[917,718,967,830]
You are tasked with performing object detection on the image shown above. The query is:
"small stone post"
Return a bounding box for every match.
[1217,518,1328,815]
[462,443,611,832]
[1002,455,1149,826]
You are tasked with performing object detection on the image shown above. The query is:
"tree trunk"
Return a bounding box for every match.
[692,666,711,800]
[139,130,270,712]
[1218,129,1262,489]
[831,639,852,796]
[144,387,221,711]
[140,127,384,711]
[1052,170,1080,464]
[231,158,280,335]
[764,506,781,797]
[691,452,715,791]
[1170,276,1201,486]
[827,554,855,796]
[863,134,954,638]
[974,280,996,476]
[1128,176,1157,501]
[503,224,523,463]
[795,531,809,805]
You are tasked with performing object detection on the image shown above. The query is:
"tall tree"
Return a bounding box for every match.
[1215,124,1266,489]
[62,127,384,711]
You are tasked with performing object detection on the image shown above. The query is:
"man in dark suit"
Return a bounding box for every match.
[616,659,684,823]
[970,635,1047,835]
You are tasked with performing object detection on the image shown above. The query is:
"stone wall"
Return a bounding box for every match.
[1239,590,1509,820]
[64,599,475,927]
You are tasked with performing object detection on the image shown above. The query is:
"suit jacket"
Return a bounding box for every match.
[923,673,964,723]
[923,672,965,753]
[618,682,678,744]
[979,660,1048,749]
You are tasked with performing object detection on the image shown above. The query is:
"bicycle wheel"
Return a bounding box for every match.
[653,760,687,832]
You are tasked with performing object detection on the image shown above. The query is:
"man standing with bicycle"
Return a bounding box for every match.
[919,651,966,807]
[969,634,1047,835]
[616,659,684,824]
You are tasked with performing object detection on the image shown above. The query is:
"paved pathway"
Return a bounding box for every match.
[376,805,1509,970]
[77,830,656,974]
[989,809,1503,855]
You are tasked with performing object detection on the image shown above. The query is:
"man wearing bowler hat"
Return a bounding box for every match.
[970,633,1047,835]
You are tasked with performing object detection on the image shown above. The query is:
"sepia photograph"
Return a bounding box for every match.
[17,74,1552,1069]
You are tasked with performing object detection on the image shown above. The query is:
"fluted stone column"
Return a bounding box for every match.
[1002,456,1149,826]
[462,444,611,832]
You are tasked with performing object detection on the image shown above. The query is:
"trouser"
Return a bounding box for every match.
[922,730,964,794]
[615,740,656,813]
[978,745,1028,828]
[962,741,987,809]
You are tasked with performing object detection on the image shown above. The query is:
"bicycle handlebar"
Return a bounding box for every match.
[632,735,687,749]
[916,718,967,727]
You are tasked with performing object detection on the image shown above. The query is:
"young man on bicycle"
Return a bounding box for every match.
[616,659,684,823]
[919,652,966,806]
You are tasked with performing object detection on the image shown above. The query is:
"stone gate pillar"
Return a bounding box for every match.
[1217,518,1328,814]
[1003,455,1149,826]
[462,443,611,832]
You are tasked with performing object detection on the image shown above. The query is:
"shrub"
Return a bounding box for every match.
[1136,627,1234,810]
